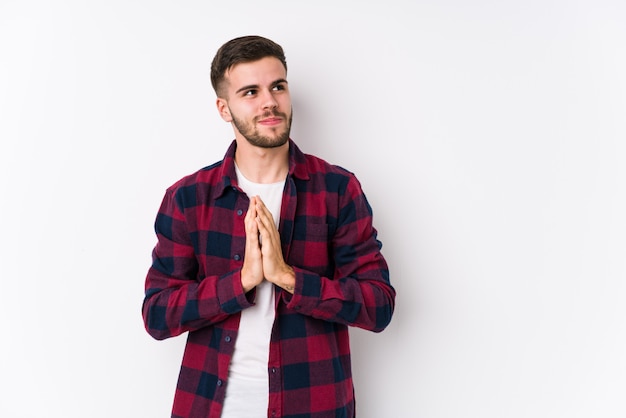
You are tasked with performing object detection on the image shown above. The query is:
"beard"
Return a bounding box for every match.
[230,107,293,149]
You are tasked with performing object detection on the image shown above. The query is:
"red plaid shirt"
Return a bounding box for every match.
[142,139,395,417]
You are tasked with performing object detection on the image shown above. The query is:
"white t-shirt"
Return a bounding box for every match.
[221,164,285,417]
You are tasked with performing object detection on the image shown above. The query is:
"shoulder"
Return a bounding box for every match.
[165,139,236,196]
[296,151,365,198]
[167,160,224,191]
[303,153,351,175]
[291,141,354,178]
[163,160,226,210]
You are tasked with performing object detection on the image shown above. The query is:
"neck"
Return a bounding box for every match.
[234,140,289,184]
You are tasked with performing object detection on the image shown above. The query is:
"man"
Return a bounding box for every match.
[142,35,395,418]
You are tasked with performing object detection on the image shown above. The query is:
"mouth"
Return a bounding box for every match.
[257,116,283,126]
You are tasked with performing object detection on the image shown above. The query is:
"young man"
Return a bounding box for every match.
[142,35,396,418]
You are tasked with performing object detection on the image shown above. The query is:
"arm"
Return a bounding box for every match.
[287,217,395,333]
[268,174,396,333]
[141,188,253,340]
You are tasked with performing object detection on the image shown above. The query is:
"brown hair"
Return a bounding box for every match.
[210,35,287,98]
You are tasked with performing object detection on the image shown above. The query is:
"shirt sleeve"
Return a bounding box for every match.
[284,174,396,333]
[142,187,253,340]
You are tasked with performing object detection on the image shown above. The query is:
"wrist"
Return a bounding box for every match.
[240,266,261,293]
[280,266,296,294]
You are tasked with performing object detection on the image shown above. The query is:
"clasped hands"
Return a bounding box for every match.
[241,195,296,294]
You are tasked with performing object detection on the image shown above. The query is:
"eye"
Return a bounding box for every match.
[272,83,286,91]
[244,89,257,96]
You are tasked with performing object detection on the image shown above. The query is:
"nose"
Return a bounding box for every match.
[261,89,278,110]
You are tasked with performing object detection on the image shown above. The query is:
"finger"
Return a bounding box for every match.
[254,197,272,219]
[245,196,257,220]
[255,214,272,236]
[245,197,258,229]
[255,204,277,232]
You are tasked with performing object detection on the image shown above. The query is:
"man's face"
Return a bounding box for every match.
[217,56,292,148]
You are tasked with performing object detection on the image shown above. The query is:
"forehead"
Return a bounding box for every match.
[225,57,287,89]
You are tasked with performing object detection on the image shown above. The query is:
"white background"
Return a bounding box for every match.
[1,1,625,417]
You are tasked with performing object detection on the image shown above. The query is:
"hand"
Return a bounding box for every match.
[241,197,264,292]
[253,196,296,293]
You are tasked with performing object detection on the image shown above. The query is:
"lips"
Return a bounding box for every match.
[258,117,282,126]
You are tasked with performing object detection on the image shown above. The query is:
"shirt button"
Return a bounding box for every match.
[271,367,277,373]
[217,380,223,386]
[225,336,231,343]
[237,209,243,216]
[234,254,241,261]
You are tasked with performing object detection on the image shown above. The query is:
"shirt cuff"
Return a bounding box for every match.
[216,269,255,314]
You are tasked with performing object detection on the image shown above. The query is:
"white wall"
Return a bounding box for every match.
[1,1,625,417]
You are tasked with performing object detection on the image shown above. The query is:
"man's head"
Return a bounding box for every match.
[212,36,292,149]
[210,35,287,98]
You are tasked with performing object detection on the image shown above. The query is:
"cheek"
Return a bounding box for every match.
[231,103,254,118]
[281,94,292,106]
[279,98,292,114]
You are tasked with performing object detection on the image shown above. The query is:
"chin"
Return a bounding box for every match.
[252,136,289,149]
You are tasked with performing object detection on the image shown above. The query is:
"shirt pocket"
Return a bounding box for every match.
[289,221,334,275]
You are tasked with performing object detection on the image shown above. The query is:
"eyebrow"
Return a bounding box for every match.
[235,79,288,95]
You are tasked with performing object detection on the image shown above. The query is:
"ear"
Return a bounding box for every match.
[216,98,232,122]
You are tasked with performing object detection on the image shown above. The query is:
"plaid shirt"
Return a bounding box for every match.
[142,139,395,418]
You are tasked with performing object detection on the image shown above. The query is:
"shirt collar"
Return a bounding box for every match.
[212,138,310,200]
